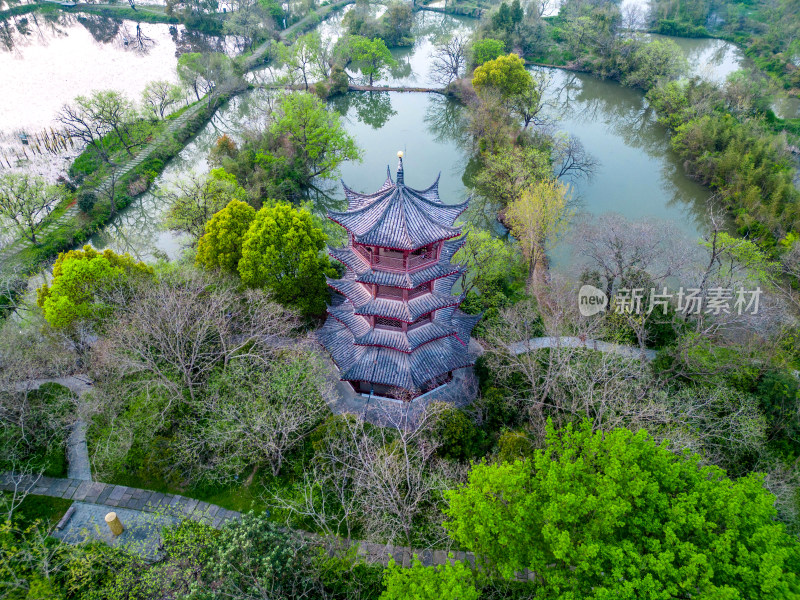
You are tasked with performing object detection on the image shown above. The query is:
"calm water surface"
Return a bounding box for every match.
[74,9,772,262]
[0,11,239,132]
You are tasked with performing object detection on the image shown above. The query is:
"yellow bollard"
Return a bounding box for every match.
[105,512,124,536]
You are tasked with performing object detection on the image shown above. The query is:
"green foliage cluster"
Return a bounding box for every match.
[197,200,335,317]
[648,0,800,90]
[380,556,479,600]
[647,80,800,242]
[215,91,361,202]
[1,511,384,600]
[343,0,414,47]
[0,383,73,478]
[36,245,154,329]
[15,101,216,276]
[412,422,800,599]
[471,38,505,66]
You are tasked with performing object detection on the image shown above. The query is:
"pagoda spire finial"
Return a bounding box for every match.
[396,151,404,185]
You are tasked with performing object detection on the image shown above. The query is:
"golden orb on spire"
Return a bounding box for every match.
[397,151,404,158]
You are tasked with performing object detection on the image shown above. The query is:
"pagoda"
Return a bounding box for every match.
[318,152,480,400]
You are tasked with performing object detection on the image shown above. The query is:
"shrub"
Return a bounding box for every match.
[77,191,96,213]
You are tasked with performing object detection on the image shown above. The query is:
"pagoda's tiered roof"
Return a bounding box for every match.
[318,157,478,397]
[318,318,475,390]
[326,271,464,322]
[329,168,468,251]
[326,295,480,353]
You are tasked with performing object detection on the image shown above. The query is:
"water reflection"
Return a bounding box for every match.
[87,9,739,263]
[539,68,712,238]
[328,91,397,129]
[1,10,238,132]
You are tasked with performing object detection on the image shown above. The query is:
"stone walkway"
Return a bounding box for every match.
[0,472,504,572]
[66,421,91,481]
[508,336,657,361]
[11,374,94,481]
[1,474,242,529]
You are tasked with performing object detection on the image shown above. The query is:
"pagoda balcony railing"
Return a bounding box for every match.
[376,287,404,301]
[353,244,372,264]
[408,285,429,300]
[372,253,436,273]
[408,252,436,270]
[352,244,438,273]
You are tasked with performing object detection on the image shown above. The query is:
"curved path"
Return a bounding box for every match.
[0,472,497,572]
[507,336,656,361]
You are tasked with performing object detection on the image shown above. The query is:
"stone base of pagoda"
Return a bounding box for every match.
[350,372,453,401]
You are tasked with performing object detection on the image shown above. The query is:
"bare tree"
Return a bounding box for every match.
[141,79,184,119]
[271,403,464,548]
[572,213,694,300]
[429,34,468,86]
[0,174,64,243]
[550,132,600,181]
[94,270,298,408]
[175,351,333,482]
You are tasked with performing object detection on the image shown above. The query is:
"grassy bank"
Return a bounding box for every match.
[5,100,219,274]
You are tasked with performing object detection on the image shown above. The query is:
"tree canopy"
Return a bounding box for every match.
[196,199,256,273]
[238,202,336,317]
[441,422,800,599]
[349,36,397,86]
[472,53,533,99]
[268,92,362,184]
[0,174,64,244]
[163,169,249,241]
[471,38,506,66]
[36,245,153,329]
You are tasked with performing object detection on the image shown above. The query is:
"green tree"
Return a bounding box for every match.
[177,52,237,105]
[163,169,249,241]
[380,1,414,47]
[238,202,335,316]
[622,39,687,90]
[269,91,361,184]
[443,422,800,599]
[472,53,532,99]
[0,173,64,244]
[196,199,256,273]
[510,0,523,25]
[380,556,479,600]
[472,145,551,207]
[491,2,513,32]
[280,31,322,90]
[36,245,153,329]
[471,39,505,66]
[505,178,573,287]
[454,224,524,295]
[350,36,397,86]
[58,90,141,159]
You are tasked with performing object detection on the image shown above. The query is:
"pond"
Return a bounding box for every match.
[80,8,777,264]
[0,10,239,133]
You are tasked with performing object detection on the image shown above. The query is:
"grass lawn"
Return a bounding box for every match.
[4,493,73,529]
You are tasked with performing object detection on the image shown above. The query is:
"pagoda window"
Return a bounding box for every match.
[376,285,404,300]
[408,282,431,299]
[375,316,403,330]
[407,312,432,331]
